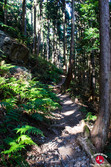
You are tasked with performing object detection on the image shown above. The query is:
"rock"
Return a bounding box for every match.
[9,66,31,80]
[0,30,29,65]
[4,37,11,43]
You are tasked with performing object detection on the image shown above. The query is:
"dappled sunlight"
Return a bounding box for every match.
[63,100,73,105]
[65,120,85,135]
[63,110,75,116]
[26,132,90,166]
[26,84,88,166]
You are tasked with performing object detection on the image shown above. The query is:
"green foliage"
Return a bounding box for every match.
[17,135,35,145]
[85,112,97,122]
[0,60,16,76]
[0,61,61,166]
[0,0,33,47]
[1,125,43,165]
[31,112,44,121]
[15,125,44,136]
[31,56,63,84]
[80,106,87,114]
[2,138,26,154]
[0,21,16,31]
[70,0,100,119]
[84,28,99,40]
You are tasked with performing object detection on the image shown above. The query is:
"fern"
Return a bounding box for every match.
[5,97,17,105]
[17,135,36,145]
[5,109,21,123]
[15,125,44,136]
[0,61,61,166]
[0,21,16,31]
[0,76,6,84]
[2,134,36,155]
[0,101,13,111]
[2,141,25,154]
[31,113,44,121]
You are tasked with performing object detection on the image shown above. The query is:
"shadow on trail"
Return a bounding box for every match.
[26,77,89,166]
[28,132,90,167]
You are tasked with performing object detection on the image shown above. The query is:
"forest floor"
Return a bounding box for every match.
[26,76,91,167]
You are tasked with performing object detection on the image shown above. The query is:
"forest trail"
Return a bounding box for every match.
[26,76,91,167]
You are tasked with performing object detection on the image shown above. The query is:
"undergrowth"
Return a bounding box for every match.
[30,56,63,84]
[0,61,61,166]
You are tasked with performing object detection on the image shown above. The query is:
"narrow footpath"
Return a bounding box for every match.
[26,76,91,167]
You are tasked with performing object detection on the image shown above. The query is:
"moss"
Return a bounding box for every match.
[83,125,91,138]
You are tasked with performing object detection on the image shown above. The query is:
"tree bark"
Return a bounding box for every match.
[90,50,96,100]
[4,0,7,25]
[31,0,33,36]
[22,0,26,36]
[91,0,110,151]
[63,0,66,71]
[37,0,42,58]
[46,0,50,61]
[52,26,55,64]
[33,0,37,54]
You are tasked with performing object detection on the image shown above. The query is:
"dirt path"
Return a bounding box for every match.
[26,77,91,167]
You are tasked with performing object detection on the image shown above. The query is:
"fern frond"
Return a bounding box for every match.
[16,135,36,145]
[6,109,21,122]
[31,113,44,121]
[15,125,44,136]
[2,142,25,154]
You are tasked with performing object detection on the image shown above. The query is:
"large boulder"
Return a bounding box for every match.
[0,30,29,65]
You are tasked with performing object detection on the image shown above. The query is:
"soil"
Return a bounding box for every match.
[26,76,91,167]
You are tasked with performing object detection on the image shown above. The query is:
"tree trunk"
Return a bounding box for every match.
[4,0,7,25]
[31,1,33,36]
[22,0,26,36]
[62,0,75,90]
[54,24,57,65]
[90,50,96,100]
[63,0,66,71]
[33,0,37,54]
[37,30,41,57]
[52,24,55,64]
[91,0,110,152]
[37,0,42,58]
[46,0,50,61]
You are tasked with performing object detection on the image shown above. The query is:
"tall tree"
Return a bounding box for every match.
[63,0,66,70]
[22,0,26,36]
[62,0,75,90]
[4,0,7,25]
[37,0,42,57]
[91,0,110,151]
[33,0,37,54]
[31,0,34,36]
[46,0,50,61]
